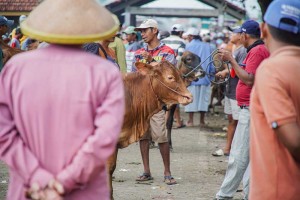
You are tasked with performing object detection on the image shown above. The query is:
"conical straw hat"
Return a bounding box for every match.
[21,0,119,44]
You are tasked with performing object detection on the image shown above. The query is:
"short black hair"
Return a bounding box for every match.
[192,35,202,41]
[268,24,300,46]
[170,31,181,36]
[130,33,138,40]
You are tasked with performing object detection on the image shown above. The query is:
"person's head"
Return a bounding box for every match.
[20,0,119,45]
[217,32,224,39]
[134,19,159,44]
[261,0,300,49]
[233,20,261,48]
[229,26,242,45]
[159,30,170,40]
[0,16,13,36]
[27,39,40,51]
[185,27,200,42]
[203,35,211,43]
[170,24,184,37]
[122,26,137,42]
[182,32,189,42]
[15,27,23,39]
[2,34,10,44]
[19,15,27,24]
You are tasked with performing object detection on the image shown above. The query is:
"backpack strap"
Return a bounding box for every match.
[98,44,108,59]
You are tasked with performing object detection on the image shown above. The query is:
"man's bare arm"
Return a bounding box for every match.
[275,122,300,162]
[229,58,254,86]
[218,49,254,86]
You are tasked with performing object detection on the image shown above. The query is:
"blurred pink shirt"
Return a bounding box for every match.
[0,45,125,200]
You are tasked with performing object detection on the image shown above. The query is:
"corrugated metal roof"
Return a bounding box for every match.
[0,0,39,12]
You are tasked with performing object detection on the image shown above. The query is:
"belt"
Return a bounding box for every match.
[240,105,249,109]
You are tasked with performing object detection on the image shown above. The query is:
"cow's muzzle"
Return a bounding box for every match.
[179,92,193,105]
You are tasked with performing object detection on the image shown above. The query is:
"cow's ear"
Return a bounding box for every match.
[135,62,154,75]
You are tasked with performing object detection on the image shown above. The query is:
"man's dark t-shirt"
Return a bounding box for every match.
[226,46,247,99]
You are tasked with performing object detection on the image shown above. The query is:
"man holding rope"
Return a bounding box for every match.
[215,20,269,200]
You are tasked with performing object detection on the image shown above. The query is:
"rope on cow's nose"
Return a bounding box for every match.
[150,76,188,99]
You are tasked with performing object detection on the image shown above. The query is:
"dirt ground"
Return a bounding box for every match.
[0,105,245,200]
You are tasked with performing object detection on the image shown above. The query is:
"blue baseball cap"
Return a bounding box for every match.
[0,16,14,27]
[264,0,300,34]
[233,20,261,36]
[227,25,240,32]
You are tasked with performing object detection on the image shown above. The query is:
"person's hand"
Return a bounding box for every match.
[45,179,64,200]
[217,49,233,63]
[25,180,64,200]
[41,188,63,200]
[25,183,44,200]
[141,51,153,63]
[216,70,227,79]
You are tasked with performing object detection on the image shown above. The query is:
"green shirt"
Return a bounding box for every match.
[109,37,127,73]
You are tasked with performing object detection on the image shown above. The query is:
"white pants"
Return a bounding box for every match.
[216,108,250,200]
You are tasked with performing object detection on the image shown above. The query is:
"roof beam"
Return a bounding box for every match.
[106,0,154,15]
[126,7,219,18]
[105,0,246,21]
[198,0,245,19]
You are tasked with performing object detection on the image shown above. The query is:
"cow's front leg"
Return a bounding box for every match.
[107,148,119,200]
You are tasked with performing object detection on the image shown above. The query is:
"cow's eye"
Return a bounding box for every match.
[167,75,175,80]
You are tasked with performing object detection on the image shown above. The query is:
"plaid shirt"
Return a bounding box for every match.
[132,42,176,72]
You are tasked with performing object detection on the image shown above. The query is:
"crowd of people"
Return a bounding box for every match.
[1,11,235,129]
[0,0,300,199]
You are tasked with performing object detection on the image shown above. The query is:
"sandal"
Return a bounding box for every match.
[173,124,186,129]
[136,172,153,181]
[212,149,230,157]
[212,149,224,157]
[164,175,177,185]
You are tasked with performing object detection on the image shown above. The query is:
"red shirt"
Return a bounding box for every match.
[236,44,269,106]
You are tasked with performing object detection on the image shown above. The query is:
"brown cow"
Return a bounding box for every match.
[166,51,204,149]
[108,60,193,198]
[179,51,205,86]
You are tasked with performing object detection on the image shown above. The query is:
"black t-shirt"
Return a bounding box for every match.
[226,46,247,99]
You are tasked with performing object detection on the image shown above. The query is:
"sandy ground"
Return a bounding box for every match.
[0,106,245,200]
